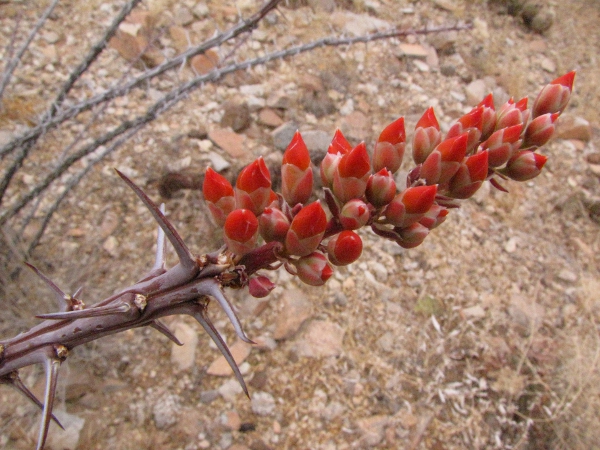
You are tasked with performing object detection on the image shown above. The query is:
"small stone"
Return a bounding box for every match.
[200,390,219,404]
[251,391,276,416]
[539,56,556,73]
[266,91,291,109]
[208,128,247,158]
[331,11,391,37]
[206,151,230,171]
[218,379,244,401]
[43,31,60,44]
[192,3,210,18]
[271,122,298,151]
[153,394,181,429]
[555,115,592,142]
[171,321,198,372]
[257,108,283,127]
[530,9,554,33]
[504,237,518,253]
[587,153,600,165]
[169,26,189,53]
[300,130,331,163]
[397,43,429,59]
[45,410,84,450]
[174,6,194,26]
[427,31,457,54]
[249,371,268,390]
[529,39,547,53]
[321,401,346,420]
[207,340,252,376]
[557,269,577,283]
[339,111,371,142]
[222,410,242,431]
[295,320,345,358]
[465,79,487,106]
[301,91,335,118]
[355,415,390,446]
[221,102,251,132]
[462,305,486,319]
[190,50,219,75]
[368,261,388,282]
[412,59,429,72]
[102,236,118,257]
[273,289,313,340]
[376,331,395,352]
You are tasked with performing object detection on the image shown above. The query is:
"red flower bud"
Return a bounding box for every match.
[419,204,448,230]
[281,131,313,206]
[394,222,429,249]
[500,151,547,181]
[259,207,290,242]
[249,275,276,298]
[412,107,442,164]
[224,209,258,256]
[420,133,468,185]
[320,151,343,189]
[496,97,528,131]
[327,230,363,266]
[446,150,489,199]
[235,157,272,215]
[203,167,236,227]
[523,113,559,148]
[477,93,497,140]
[339,199,370,230]
[383,185,437,228]
[333,142,371,203]
[327,128,352,155]
[293,251,334,286]
[373,117,405,173]
[446,107,483,154]
[532,71,575,118]
[481,124,523,168]
[285,201,327,256]
[366,168,397,207]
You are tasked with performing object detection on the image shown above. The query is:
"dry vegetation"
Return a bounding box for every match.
[1,0,599,449]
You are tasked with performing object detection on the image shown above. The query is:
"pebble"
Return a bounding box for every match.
[207,340,253,376]
[330,11,391,37]
[206,151,230,171]
[355,415,390,446]
[45,410,85,450]
[504,237,518,253]
[301,129,331,162]
[295,320,345,358]
[462,305,486,319]
[190,51,219,75]
[153,394,181,429]
[218,379,244,402]
[368,261,388,282]
[465,79,487,106]
[222,410,242,431]
[257,108,283,127]
[539,56,556,73]
[208,128,247,158]
[555,115,592,142]
[102,235,118,257]
[220,102,251,132]
[397,43,429,59]
[321,401,346,420]
[557,269,577,283]
[271,121,298,151]
[273,288,313,340]
[251,391,276,416]
[170,321,198,372]
[200,390,220,404]
[339,111,371,142]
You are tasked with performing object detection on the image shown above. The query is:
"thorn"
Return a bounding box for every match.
[192,307,249,398]
[25,263,72,312]
[204,279,255,344]
[115,169,197,272]
[152,203,168,272]
[489,177,509,192]
[148,320,183,346]
[36,301,130,320]
[36,357,61,450]
[0,372,64,430]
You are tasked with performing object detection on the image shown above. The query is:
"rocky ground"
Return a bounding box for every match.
[1,0,599,449]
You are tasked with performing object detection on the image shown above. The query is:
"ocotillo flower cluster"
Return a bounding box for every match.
[0,72,574,450]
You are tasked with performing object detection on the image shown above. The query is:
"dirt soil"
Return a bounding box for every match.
[1,0,600,449]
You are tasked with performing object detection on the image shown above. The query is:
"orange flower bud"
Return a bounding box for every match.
[332,142,371,203]
[293,251,334,286]
[339,199,370,230]
[259,207,290,243]
[281,131,313,206]
[383,185,437,228]
[412,107,442,164]
[500,151,547,182]
[477,93,497,141]
[285,201,327,256]
[373,117,405,173]
[481,124,523,168]
[447,150,489,199]
[446,106,483,154]
[420,133,468,185]
[224,209,258,256]
[523,113,559,148]
[235,157,272,215]
[327,230,363,266]
[203,167,235,227]
[532,71,575,118]
[366,168,396,208]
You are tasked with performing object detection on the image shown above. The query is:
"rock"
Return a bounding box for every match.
[301,130,331,163]
[355,415,390,446]
[339,111,372,142]
[504,237,518,253]
[539,56,556,73]
[207,340,252,376]
[308,0,336,12]
[251,391,276,416]
[169,26,188,53]
[295,320,345,358]
[190,50,219,75]
[508,295,545,334]
[206,151,230,171]
[257,108,283,127]
[557,269,577,283]
[153,394,181,429]
[43,31,60,44]
[221,102,251,132]
[330,11,391,37]
[397,43,429,59]
[530,9,555,33]
[321,401,346,421]
[272,122,298,151]
[45,410,85,450]
[555,115,592,142]
[376,331,395,352]
[193,3,210,18]
[462,305,486,319]
[273,289,313,340]
[174,5,194,26]
[222,410,242,431]
[412,59,429,72]
[301,91,335,118]
[170,321,198,372]
[266,91,292,109]
[218,379,244,401]
[427,30,457,54]
[200,390,220,404]
[102,235,118,257]
[465,79,487,106]
[208,128,247,158]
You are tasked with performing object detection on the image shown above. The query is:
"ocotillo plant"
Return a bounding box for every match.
[0,71,575,450]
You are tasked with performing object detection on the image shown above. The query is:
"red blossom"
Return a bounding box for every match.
[285,201,327,256]
[327,230,363,266]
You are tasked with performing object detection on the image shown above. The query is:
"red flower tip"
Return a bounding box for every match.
[327,230,363,266]
[328,129,352,155]
[224,209,258,243]
[378,117,405,145]
[338,142,371,179]
[290,201,327,239]
[465,150,489,182]
[366,168,396,207]
[236,157,271,193]
[478,93,495,110]
[415,107,440,130]
[436,133,468,162]
[339,199,370,230]
[552,71,576,90]
[283,131,311,170]
[248,275,276,298]
[501,151,548,181]
[203,167,234,203]
[458,106,484,131]
[402,185,438,214]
